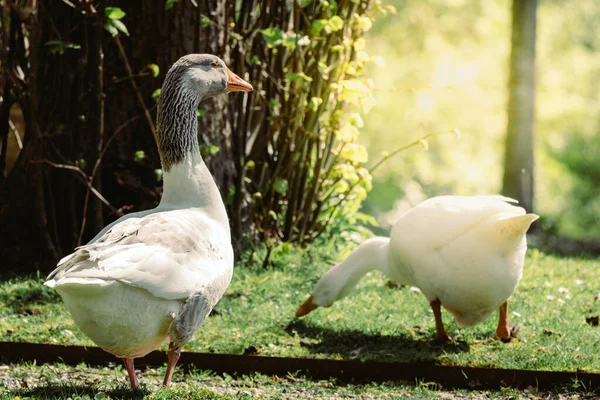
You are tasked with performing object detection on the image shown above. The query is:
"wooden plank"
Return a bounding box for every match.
[0,341,598,391]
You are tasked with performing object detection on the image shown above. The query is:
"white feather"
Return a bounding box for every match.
[309,195,538,329]
[44,151,234,358]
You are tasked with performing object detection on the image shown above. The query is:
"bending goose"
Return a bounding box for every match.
[45,54,252,388]
[296,195,538,342]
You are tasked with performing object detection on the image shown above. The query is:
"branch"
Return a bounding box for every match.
[367,129,461,176]
[108,72,152,86]
[113,36,157,142]
[316,129,462,239]
[91,112,148,178]
[9,119,23,149]
[31,159,123,217]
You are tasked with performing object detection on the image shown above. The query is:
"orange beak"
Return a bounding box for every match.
[226,68,253,92]
[295,296,319,317]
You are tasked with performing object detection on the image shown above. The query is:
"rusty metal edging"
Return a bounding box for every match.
[0,341,598,391]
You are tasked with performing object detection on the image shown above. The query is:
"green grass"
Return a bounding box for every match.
[1,240,600,375]
[0,362,594,399]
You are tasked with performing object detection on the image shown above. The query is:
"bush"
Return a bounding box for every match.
[236,0,396,246]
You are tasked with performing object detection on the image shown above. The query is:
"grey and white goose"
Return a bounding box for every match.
[45,54,252,388]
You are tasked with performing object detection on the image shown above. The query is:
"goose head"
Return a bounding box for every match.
[156,54,252,173]
[296,260,366,317]
[296,237,392,317]
[164,54,253,101]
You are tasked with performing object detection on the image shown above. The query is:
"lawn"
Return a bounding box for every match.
[1,238,599,375]
[0,362,594,399]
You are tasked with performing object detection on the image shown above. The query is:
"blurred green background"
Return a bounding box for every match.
[360,0,600,240]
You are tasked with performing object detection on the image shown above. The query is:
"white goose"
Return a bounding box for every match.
[296,196,538,342]
[45,54,253,388]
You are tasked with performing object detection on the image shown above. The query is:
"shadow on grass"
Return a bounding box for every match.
[286,319,470,363]
[0,279,62,312]
[11,383,148,400]
[529,230,600,257]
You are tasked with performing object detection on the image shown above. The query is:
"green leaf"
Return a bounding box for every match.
[249,55,262,66]
[348,113,364,128]
[273,178,288,194]
[224,186,236,206]
[200,144,220,158]
[148,64,159,78]
[268,99,281,110]
[260,27,284,48]
[134,150,146,162]
[104,22,118,37]
[353,15,372,32]
[154,169,163,182]
[308,97,323,111]
[311,19,328,35]
[328,16,344,32]
[337,123,359,142]
[45,41,81,55]
[152,89,161,101]
[165,0,179,10]
[105,7,125,20]
[340,143,369,163]
[351,212,379,227]
[285,72,313,83]
[268,210,278,221]
[244,160,256,170]
[354,186,368,201]
[282,35,297,50]
[200,16,211,27]
[111,19,129,36]
[197,109,206,117]
[297,0,314,7]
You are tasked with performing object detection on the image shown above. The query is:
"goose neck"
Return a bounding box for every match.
[313,237,393,306]
[156,81,228,229]
[156,83,201,170]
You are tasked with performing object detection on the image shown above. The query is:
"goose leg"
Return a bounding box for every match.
[123,357,140,389]
[495,301,511,342]
[163,342,181,387]
[430,299,451,343]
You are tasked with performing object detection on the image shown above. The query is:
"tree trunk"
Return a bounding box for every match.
[502,0,537,213]
[0,1,234,272]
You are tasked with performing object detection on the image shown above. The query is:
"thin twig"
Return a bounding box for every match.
[78,187,91,246]
[31,159,123,217]
[367,129,459,176]
[318,129,461,237]
[8,119,23,149]
[84,112,148,244]
[372,85,456,93]
[108,72,152,86]
[113,36,157,141]
[92,110,149,179]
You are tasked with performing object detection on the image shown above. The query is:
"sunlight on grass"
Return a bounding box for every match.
[0,362,594,399]
[1,242,599,374]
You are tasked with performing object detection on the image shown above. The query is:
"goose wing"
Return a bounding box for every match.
[391,195,525,250]
[46,209,233,301]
